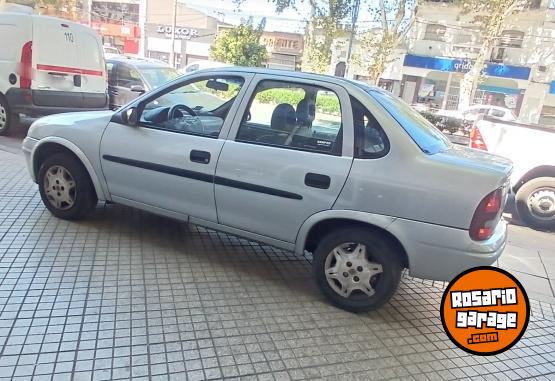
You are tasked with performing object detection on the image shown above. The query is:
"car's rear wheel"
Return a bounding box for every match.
[38,153,98,220]
[313,227,403,312]
[515,177,555,231]
[0,96,16,136]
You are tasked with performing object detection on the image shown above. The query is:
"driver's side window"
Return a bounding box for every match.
[140,76,244,138]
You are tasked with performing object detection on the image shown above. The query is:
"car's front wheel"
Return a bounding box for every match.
[38,153,98,220]
[515,177,555,231]
[313,227,403,312]
[0,96,17,136]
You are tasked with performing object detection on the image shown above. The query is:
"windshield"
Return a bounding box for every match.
[361,86,451,154]
[140,67,180,89]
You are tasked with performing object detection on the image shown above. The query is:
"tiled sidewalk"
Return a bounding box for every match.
[0,149,554,380]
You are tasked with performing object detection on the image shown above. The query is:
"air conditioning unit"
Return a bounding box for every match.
[490,47,505,63]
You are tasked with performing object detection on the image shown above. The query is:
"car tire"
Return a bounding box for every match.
[515,177,555,231]
[313,227,403,312]
[38,153,98,220]
[0,96,14,136]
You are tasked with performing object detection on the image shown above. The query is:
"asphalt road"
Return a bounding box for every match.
[2,118,554,302]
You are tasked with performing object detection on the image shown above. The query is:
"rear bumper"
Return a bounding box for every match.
[389,218,507,281]
[6,88,108,117]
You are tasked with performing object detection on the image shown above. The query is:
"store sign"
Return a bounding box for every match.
[550,81,555,94]
[156,25,199,40]
[403,54,530,80]
[90,22,140,38]
[260,34,302,54]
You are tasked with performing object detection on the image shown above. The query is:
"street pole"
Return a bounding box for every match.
[345,0,361,78]
[169,0,178,68]
[139,0,148,58]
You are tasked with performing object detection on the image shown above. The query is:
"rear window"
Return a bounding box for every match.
[363,87,451,154]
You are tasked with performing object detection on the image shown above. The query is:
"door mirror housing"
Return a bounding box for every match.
[122,107,139,126]
[130,84,146,94]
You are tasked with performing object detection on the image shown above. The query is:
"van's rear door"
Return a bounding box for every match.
[74,27,108,109]
[32,16,83,108]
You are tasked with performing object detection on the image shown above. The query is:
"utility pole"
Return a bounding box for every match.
[345,0,361,78]
[169,0,178,68]
[139,0,148,58]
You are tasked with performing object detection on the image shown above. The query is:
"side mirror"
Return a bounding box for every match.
[122,107,139,126]
[130,84,146,94]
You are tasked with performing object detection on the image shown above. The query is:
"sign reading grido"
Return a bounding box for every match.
[156,25,199,40]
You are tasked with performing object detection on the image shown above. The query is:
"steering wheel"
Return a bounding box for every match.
[168,104,197,120]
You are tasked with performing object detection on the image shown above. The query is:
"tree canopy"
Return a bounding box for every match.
[209,18,268,67]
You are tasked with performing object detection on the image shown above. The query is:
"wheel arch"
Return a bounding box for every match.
[295,211,409,268]
[514,165,555,193]
[32,138,108,201]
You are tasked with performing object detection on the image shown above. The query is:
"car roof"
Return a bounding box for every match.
[189,66,383,91]
[107,56,172,69]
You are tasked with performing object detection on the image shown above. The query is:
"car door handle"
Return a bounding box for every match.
[305,173,331,189]
[190,150,211,164]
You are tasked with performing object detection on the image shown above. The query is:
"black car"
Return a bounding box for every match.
[106,57,180,110]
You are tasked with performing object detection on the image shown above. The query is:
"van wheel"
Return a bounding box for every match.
[313,227,402,312]
[515,177,555,231]
[38,153,98,220]
[0,96,14,136]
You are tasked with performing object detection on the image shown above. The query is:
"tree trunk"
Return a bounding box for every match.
[458,41,491,110]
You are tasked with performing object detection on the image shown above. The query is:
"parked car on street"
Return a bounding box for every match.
[102,45,122,59]
[180,60,232,74]
[0,4,108,135]
[106,56,180,110]
[470,117,555,230]
[436,105,517,123]
[23,68,512,311]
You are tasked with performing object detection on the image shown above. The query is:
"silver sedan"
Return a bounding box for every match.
[23,68,512,311]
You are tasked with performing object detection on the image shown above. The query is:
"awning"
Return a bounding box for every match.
[477,85,521,95]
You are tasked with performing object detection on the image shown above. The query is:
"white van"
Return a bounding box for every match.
[0,4,108,135]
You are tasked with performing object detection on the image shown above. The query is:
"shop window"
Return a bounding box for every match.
[424,24,447,42]
[529,0,541,9]
[499,30,524,48]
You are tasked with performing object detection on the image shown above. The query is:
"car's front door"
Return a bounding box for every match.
[214,75,354,243]
[100,73,252,222]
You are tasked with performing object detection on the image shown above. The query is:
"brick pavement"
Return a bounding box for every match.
[0,148,554,380]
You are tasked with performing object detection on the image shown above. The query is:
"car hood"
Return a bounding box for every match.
[28,111,114,139]
[435,144,513,183]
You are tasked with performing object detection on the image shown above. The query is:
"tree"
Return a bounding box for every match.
[359,0,417,84]
[209,18,268,67]
[234,0,356,74]
[457,0,530,110]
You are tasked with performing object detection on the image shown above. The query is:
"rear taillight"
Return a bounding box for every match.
[20,41,33,89]
[469,126,487,151]
[470,188,503,241]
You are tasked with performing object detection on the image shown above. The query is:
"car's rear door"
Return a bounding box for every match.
[74,27,107,109]
[214,74,354,243]
[31,16,82,108]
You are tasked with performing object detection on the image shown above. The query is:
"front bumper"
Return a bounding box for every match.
[22,136,39,182]
[389,217,507,281]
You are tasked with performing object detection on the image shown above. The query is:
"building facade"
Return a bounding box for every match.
[340,0,555,125]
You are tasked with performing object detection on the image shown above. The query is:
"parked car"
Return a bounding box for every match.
[180,60,231,74]
[23,68,512,312]
[106,56,180,110]
[102,45,121,59]
[437,105,517,122]
[470,116,555,230]
[0,4,108,135]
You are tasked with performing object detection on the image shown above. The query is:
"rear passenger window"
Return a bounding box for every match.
[236,80,343,155]
[351,97,389,159]
[490,109,505,117]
